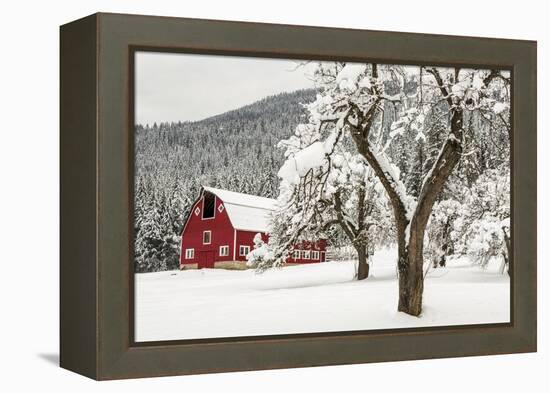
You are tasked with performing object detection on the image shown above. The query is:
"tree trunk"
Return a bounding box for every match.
[439,252,446,268]
[502,227,512,279]
[500,251,508,275]
[333,187,371,281]
[356,246,369,280]
[397,222,426,316]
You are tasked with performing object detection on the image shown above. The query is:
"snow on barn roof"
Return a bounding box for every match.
[202,186,277,233]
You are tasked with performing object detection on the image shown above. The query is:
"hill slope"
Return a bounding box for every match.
[135,88,317,198]
[134,88,317,271]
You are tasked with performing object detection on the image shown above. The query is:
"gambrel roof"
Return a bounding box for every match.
[201,186,277,233]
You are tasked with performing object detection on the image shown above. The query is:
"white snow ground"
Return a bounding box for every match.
[135,248,510,342]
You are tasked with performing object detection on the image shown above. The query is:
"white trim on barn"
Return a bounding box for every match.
[233,228,237,260]
[203,230,211,245]
[201,193,216,220]
[239,245,250,256]
[219,245,229,256]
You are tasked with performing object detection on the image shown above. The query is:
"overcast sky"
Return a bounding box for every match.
[135,51,317,125]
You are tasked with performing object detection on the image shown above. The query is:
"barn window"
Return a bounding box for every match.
[203,230,211,244]
[218,204,225,213]
[219,245,229,256]
[293,250,300,259]
[311,251,320,260]
[185,249,194,259]
[202,193,215,219]
[239,245,250,256]
[302,250,310,259]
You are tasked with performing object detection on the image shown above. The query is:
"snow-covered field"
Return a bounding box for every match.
[135,248,510,342]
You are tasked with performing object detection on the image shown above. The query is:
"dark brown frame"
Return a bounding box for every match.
[60,12,537,380]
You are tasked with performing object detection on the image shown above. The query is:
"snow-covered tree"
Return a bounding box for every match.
[453,168,511,273]
[425,199,462,269]
[135,191,165,272]
[246,233,273,268]
[258,62,510,315]
[248,112,390,279]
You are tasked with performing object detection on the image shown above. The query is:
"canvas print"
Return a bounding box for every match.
[133,51,511,342]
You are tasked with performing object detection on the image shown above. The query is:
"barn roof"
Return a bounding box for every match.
[202,186,277,233]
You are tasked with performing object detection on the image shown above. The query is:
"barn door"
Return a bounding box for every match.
[206,251,215,268]
[199,251,216,269]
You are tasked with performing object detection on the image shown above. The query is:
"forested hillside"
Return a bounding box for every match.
[134,88,317,272]
[134,63,511,285]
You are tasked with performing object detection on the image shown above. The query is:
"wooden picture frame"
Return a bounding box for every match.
[60,12,537,380]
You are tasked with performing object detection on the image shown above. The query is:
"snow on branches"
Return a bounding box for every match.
[258,60,509,314]
[246,233,273,269]
[453,168,511,269]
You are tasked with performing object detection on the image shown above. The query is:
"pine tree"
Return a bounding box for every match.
[135,192,164,272]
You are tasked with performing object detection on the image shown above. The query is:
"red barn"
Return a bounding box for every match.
[180,186,327,269]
